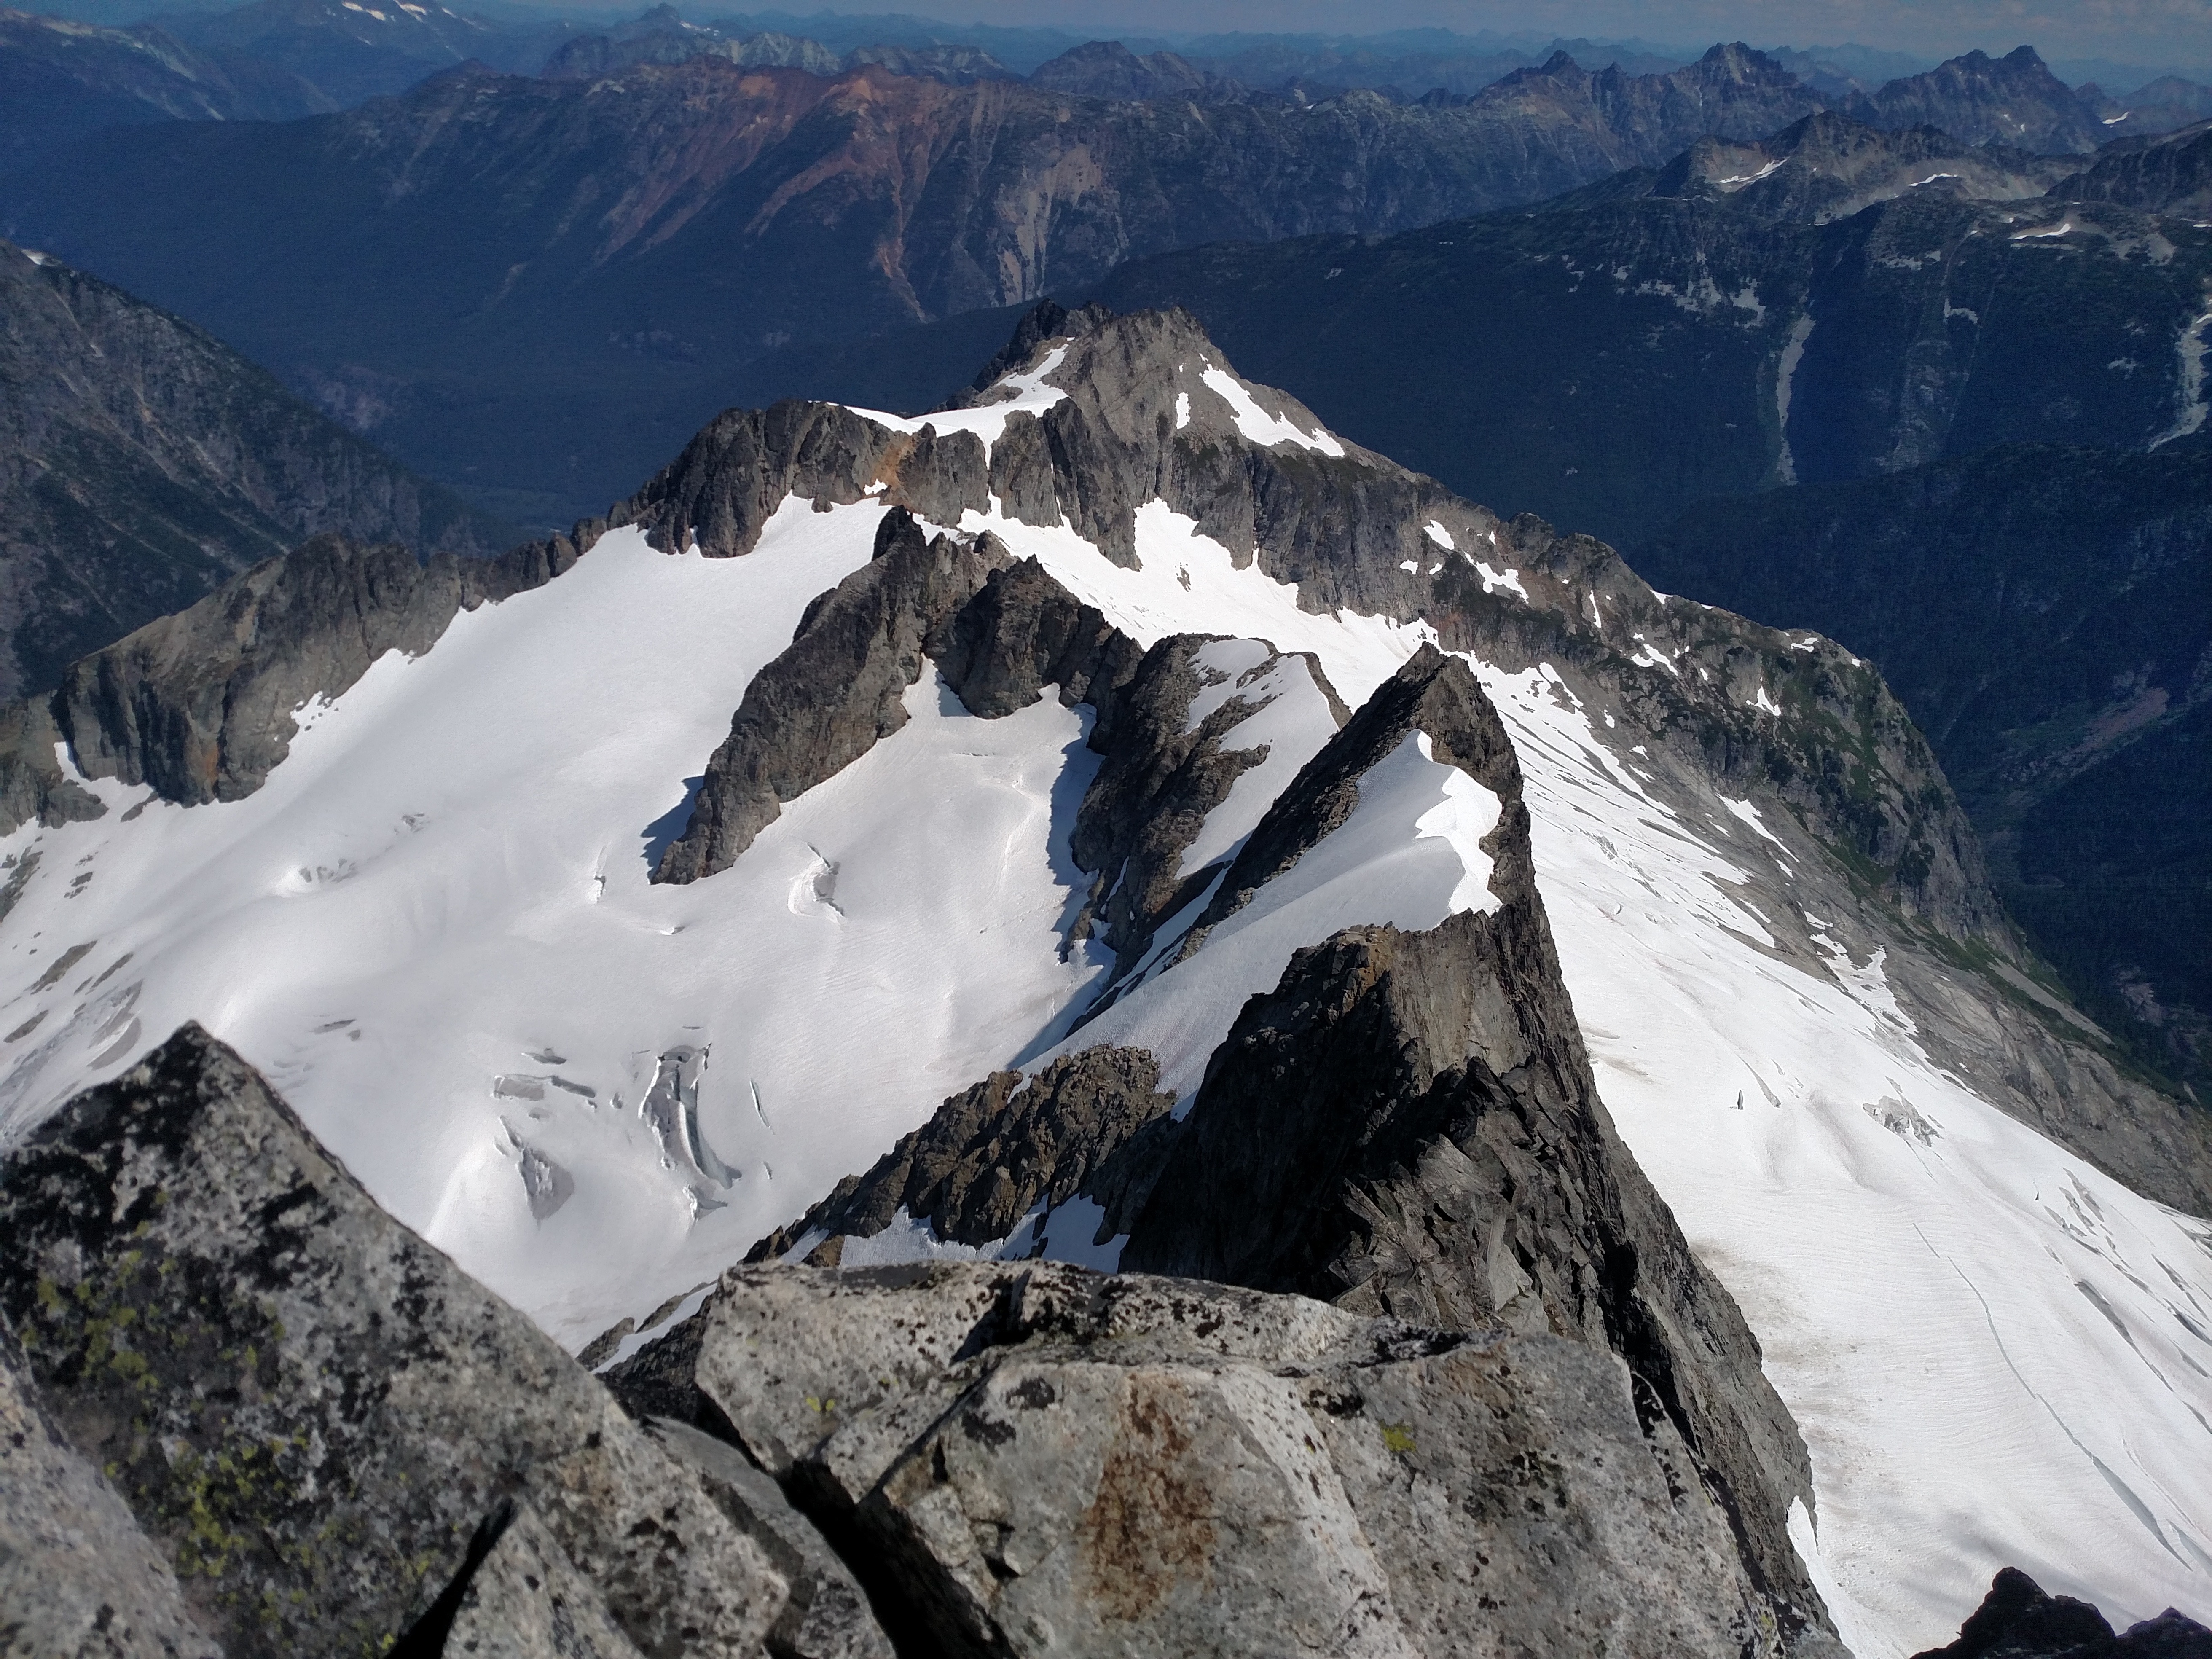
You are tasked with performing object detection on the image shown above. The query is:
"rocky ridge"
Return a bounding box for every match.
[1840,46,2106,153]
[725,644,1832,1648]
[620,303,2002,949]
[0,1020,1823,1659]
[0,526,588,836]
[1575,110,2076,223]
[2056,119,2212,217]
[1911,1569,2212,1658]
[649,1259,1832,1659]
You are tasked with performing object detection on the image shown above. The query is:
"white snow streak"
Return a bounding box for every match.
[846,345,1069,457]
[1199,360,1346,455]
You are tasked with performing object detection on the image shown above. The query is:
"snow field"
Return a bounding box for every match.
[0,503,1113,1344]
[0,389,2200,1651]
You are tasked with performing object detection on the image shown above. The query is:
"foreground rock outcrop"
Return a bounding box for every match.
[0,1018,1848,1659]
[649,1259,1819,1658]
[0,1026,837,1657]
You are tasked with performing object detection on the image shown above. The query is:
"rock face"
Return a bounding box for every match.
[672,1260,1825,1659]
[0,242,508,703]
[1911,1568,2212,1658]
[0,526,589,837]
[653,507,1010,881]
[0,1324,221,1659]
[1598,110,2072,224]
[748,1046,1182,1263]
[0,1025,815,1658]
[1841,46,2104,153]
[2057,121,2212,217]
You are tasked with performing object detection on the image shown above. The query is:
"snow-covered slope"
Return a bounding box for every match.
[0,313,2206,1656]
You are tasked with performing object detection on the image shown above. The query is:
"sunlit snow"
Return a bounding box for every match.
[0,390,2201,1656]
[1199,359,1347,455]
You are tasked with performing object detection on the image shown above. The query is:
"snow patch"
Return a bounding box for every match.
[845,345,1068,458]
[1198,360,1346,455]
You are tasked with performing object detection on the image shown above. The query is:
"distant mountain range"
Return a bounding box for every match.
[8,0,2209,171]
[0,41,1843,523]
[0,3,333,166]
[4,34,2158,528]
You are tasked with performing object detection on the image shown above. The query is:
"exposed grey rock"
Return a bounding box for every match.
[953,299,1114,401]
[1910,1567,2212,1658]
[686,1260,1807,1659]
[1110,646,1828,1647]
[643,1418,893,1659]
[1619,111,2072,223]
[1062,635,1344,981]
[437,1503,644,1659]
[1842,46,2103,153]
[2057,119,2212,216]
[654,507,1009,881]
[930,556,1137,721]
[0,1025,790,1657]
[745,1046,1180,1262]
[0,1326,220,1659]
[1172,643,1523,962]
[612,403,979,561]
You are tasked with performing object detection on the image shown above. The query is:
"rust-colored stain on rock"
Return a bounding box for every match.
[1074,1372,1216,1621]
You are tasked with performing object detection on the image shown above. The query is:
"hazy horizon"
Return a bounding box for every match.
[32,0,2212,83]
[513,0,2212,84]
